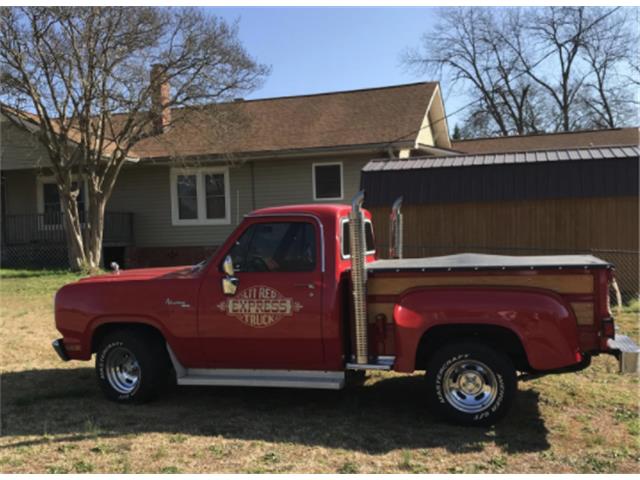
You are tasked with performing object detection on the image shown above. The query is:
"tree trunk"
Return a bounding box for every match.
[85,193,106,272]
[60,189,88,272]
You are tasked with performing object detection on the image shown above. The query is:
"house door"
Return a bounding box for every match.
[197,219,325,370]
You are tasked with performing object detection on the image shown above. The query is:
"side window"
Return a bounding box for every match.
[227,222,316,273]
[341,219,375,257]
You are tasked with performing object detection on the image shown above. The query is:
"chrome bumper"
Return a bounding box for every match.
[607,334,640,374]
[52,338,70,362]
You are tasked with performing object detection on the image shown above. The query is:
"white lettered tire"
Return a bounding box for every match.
[426,342,516,426]
[96,329,169,403]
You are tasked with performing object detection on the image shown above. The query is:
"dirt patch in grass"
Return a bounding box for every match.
[1,269,638,473]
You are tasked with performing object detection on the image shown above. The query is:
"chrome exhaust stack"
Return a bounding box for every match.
[349,190,369,365]
[389,196,403,259]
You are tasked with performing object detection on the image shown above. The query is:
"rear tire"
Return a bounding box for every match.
[425,341,516,426]
[96,329,169,404]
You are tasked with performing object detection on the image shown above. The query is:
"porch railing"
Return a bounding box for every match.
[2,211,134,246]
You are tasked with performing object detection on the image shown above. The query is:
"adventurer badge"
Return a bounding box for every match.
[217,285,303,328]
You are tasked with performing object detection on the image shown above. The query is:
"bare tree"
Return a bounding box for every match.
[0,7,268,271]
[404,6,638,137]
[578,8,637,128]
[403,7,542,136]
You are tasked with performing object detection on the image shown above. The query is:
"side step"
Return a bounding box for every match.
[167,345,344,390]
[607,334,640,374]
[346,355,395,371]
[179,368,345,390]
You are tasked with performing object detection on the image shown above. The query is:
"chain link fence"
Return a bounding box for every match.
[378,244,639,304]
[1,244,69,269]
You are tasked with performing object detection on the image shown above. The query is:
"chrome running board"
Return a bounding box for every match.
[346,355,395,371]
[166,344,345,390]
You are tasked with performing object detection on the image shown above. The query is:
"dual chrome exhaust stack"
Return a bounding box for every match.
[349,191,369,364]
[389,196,403,260]
[348,191,403,366]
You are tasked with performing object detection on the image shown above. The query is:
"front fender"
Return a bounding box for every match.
[393,287,580,372]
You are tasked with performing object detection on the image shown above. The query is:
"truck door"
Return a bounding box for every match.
[198,218,325,369]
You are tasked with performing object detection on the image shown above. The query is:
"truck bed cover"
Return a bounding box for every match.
[367,253,611,273]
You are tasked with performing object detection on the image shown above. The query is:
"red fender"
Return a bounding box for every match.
[393,287,581,372]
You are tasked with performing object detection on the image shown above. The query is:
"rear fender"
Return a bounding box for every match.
[393,287,580,372]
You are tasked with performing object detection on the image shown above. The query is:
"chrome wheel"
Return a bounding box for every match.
[442,358,498,414]
[105,346,141,395]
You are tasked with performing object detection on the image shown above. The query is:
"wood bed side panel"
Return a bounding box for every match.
[368,273,594,296]
[570,302,595,325]
[367,303,395,324]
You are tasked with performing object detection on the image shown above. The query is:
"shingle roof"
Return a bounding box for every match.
[363,145,640,172]
[450,127,639,154]
[130,82,437,159]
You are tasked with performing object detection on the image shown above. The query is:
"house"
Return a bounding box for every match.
[0,81,452,268]
[361,128,640,298]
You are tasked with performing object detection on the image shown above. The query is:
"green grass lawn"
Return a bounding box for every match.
[0,269,638,473]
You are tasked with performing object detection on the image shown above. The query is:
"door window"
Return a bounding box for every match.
[227,222,316,273]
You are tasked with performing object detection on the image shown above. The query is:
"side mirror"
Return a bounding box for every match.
[222,255,238,295]
[222,255,235,276]
[222,276,239,296]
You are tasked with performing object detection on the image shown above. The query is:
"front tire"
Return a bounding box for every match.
[96,329,169,404]
[426,342,516,426]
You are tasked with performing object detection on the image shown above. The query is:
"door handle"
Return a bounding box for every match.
[294,283,315,289]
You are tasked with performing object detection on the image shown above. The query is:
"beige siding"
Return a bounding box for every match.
[105,153,369,247]
[0,118,52,170]
[254,154,369,208]
[2,150,370,248]
[106,163,253,247]
[2,170,37,214]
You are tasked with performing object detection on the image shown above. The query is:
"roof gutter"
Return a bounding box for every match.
[135,140,416,165]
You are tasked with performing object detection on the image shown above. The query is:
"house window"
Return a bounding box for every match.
[313,162,343,200]
[170,167,230,225]
[37,177,86,225]
[176,174,198,220]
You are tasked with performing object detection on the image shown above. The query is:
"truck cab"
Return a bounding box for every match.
[52,194,639,426]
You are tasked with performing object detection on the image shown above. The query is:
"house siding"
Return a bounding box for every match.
[0,119,51,171]
[106,162,253,248]
[1,152,372,253]
[2,170,37,214]
[253,154,370,208]
[106,153,371,248]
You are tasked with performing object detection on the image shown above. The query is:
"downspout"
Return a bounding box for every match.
[250,161,256,210]
[349,190,368,364]
[389,196,403,259]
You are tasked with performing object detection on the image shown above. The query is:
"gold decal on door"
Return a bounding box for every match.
[217,285,303,328]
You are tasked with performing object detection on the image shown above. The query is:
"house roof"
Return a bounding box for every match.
[0,104,131,161]
[130,82,439,159]
[451,127,639,154]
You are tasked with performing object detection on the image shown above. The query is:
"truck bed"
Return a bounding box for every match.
[367,253,611,273]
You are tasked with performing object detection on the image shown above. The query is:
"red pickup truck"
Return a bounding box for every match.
[53,192,638,425]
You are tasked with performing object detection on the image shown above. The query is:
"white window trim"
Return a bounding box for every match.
[170,166,231,226]
[312,161,343,201]
[36,175,89,230]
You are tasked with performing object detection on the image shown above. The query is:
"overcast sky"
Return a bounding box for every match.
[213,7,468,128]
